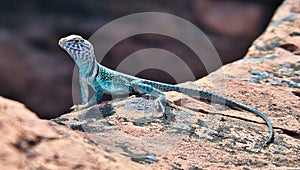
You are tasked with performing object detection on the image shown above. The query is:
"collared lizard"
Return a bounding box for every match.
[58,34,273,147]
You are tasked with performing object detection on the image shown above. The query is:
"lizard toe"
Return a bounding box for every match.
[70,104,86,111]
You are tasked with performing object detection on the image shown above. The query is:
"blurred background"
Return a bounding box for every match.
[0,0,282,119]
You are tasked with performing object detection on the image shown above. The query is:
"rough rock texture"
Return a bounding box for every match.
[53,0,299,169]
[0,0,281,118]
[1,0,299,169]
[0,96,147,170]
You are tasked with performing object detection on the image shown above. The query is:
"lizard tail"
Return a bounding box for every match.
[147,81,274,147]
[180,86,274,147]
[221,97,274,147]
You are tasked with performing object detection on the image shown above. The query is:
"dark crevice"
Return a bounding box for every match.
[13,135,58,156]
[289,31,300,37]
[279,43,300,54]
[280,128,300,140]
[187,106,269,126]
[292,91,300,97]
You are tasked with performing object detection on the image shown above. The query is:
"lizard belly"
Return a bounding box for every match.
[102,84,133,95]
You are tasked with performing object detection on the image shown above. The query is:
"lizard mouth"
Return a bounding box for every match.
[58,38,67,49]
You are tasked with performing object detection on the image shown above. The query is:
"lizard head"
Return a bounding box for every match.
[58,35,95,62]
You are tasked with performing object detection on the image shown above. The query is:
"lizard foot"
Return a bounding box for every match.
[70,104,87,111]
[153,98,177,113]
[153,98,166,113]
[166,102,181,112]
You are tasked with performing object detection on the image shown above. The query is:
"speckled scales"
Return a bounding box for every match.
[58,34,274,147]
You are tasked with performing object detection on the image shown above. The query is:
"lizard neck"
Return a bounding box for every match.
[75,54,97,76]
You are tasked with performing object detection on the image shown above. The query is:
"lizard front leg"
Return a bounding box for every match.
[71,75,104,111]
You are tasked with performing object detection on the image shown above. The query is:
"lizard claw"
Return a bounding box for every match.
[70,104,86,111]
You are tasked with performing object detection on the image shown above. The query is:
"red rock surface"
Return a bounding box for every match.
[54,0,300,169]
[0,96,147,170]
[1,0,299,169]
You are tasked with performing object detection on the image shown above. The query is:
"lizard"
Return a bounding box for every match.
[58,34,273,147]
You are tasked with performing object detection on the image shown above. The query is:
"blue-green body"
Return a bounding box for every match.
[58,34,273,147]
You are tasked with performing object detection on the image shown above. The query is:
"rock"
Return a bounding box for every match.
[53,0,300,169]
[0,96,147,170]
[1,0,300,169]
[54,77,300,169]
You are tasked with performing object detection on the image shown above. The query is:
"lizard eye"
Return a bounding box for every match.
[74,39,80,43]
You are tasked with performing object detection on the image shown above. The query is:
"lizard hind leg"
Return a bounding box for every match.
[130,80,168,113]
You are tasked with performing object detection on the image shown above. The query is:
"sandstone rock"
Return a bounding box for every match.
[1,0,300,169]
[0,96,147,170]
[53,0,300,169]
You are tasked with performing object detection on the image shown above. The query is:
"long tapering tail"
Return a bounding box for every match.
[145,80,273,146]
